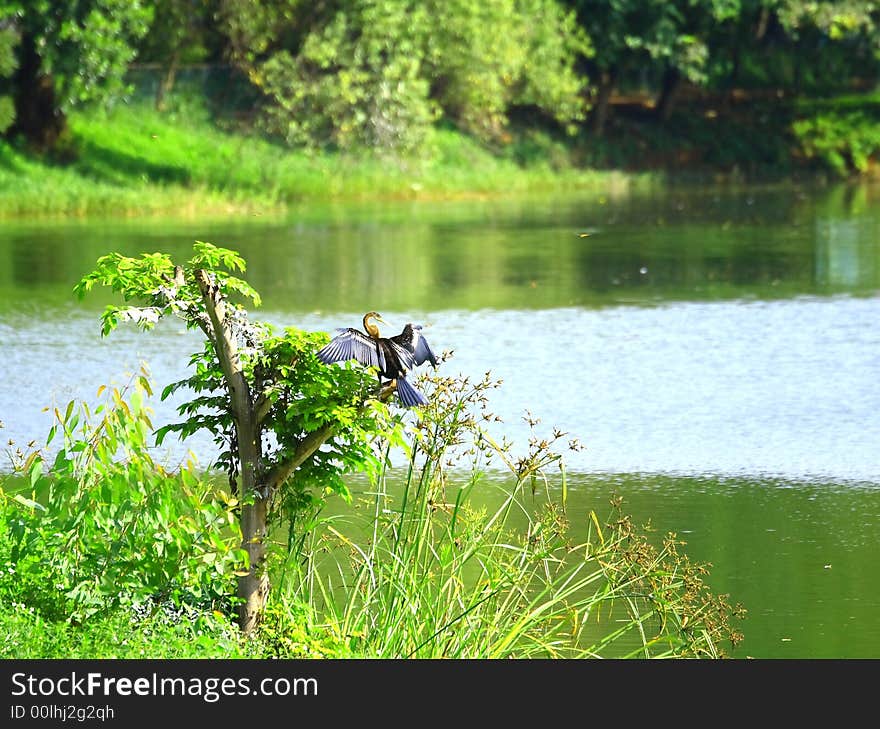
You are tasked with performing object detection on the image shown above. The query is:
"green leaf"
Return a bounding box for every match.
[28,457,42,488]
[13,493,46,512]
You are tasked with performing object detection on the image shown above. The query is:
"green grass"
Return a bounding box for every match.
[0,603,258,659]
[1,86,878,220]
[0,100,655,219]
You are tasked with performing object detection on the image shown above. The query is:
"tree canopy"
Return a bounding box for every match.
[0,0,152,148]
[1,0,878,154]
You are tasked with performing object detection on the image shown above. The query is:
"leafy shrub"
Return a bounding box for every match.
[0,602,255,658]
[258,7,438,154]
[792,110,880,176]
[1,368,245,622]
[0,26,18,134]
[227,0,589,153]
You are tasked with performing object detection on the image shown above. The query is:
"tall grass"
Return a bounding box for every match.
[271,369,745,658]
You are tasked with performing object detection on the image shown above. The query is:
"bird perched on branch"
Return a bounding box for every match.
[315,312,438,407]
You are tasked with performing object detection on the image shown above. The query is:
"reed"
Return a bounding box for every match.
[270,368,745,658]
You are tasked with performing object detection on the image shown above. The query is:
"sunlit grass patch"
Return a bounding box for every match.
[0,99,658,219]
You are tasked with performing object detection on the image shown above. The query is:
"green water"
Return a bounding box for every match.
[539,473,880,659]
[332,469,880,659]
[1,179,879,657]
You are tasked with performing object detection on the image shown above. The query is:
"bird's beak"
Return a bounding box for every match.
[375,314,389,325]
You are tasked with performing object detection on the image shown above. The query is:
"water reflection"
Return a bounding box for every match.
[1,181,879,315]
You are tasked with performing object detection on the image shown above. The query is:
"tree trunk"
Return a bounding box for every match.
[195,269,266,635]
[10,31,66,151]
[655,67,682,123]
[155,50,180,112]
[755,7,770,41]
[590,67,618,137]
[723,43,740,113]
[238,497,269,634]
[791,38,802,96]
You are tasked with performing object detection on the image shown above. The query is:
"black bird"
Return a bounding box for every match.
[315,312,438,407]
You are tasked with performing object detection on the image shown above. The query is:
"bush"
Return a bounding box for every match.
[230,0,589,153]
[1,367,245,623]
[0,602,255,659]
[792,110,880,176]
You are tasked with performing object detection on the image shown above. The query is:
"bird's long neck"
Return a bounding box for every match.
[363,313,381,339]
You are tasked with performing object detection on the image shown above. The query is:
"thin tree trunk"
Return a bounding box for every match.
[755,7,770,40]
[655,67,682,122]
[237,498,269,633]
[791,38,802,96]
[195,269,266,635]
[723,43,740,113]
[10,31,66,151]
[155,50,180,112]
[590,67,618,136]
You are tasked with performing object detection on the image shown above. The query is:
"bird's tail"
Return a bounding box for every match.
[395,376,428,407]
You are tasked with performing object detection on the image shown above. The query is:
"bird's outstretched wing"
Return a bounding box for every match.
[316,328,385,371]
[392,324,438,367]
[384,338,417,372]
[411,326,438,367]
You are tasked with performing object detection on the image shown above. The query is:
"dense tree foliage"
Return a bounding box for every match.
[0,23,16,134]
[1,0,878,160]
[567,0,727,130]
[217,0,589,151]
[0,1,152,149]
[136,0,222,110]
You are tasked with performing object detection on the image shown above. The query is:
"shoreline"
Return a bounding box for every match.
[2,97,869,222]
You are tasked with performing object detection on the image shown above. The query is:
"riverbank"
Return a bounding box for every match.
[0,87,876,220]
[0,100,658,220]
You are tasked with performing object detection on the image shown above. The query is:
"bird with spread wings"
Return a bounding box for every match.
[315,311,438,407]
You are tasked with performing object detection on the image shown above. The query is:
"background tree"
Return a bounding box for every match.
[569,0,742,130]
[775,0,880,93]
[218,0,589,152]
[257,1,438,153]
[0,20,16,134]
[645,0,743,122]
[421,0,590,140]
[135,0,222,111]
[0,0,152,151]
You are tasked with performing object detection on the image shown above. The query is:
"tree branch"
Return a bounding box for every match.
[264,421,337,494]
[194,268,260,492]
[254,393,273,425]
[263,384,395,494]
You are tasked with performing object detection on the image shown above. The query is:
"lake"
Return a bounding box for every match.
[1,179,879,657]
